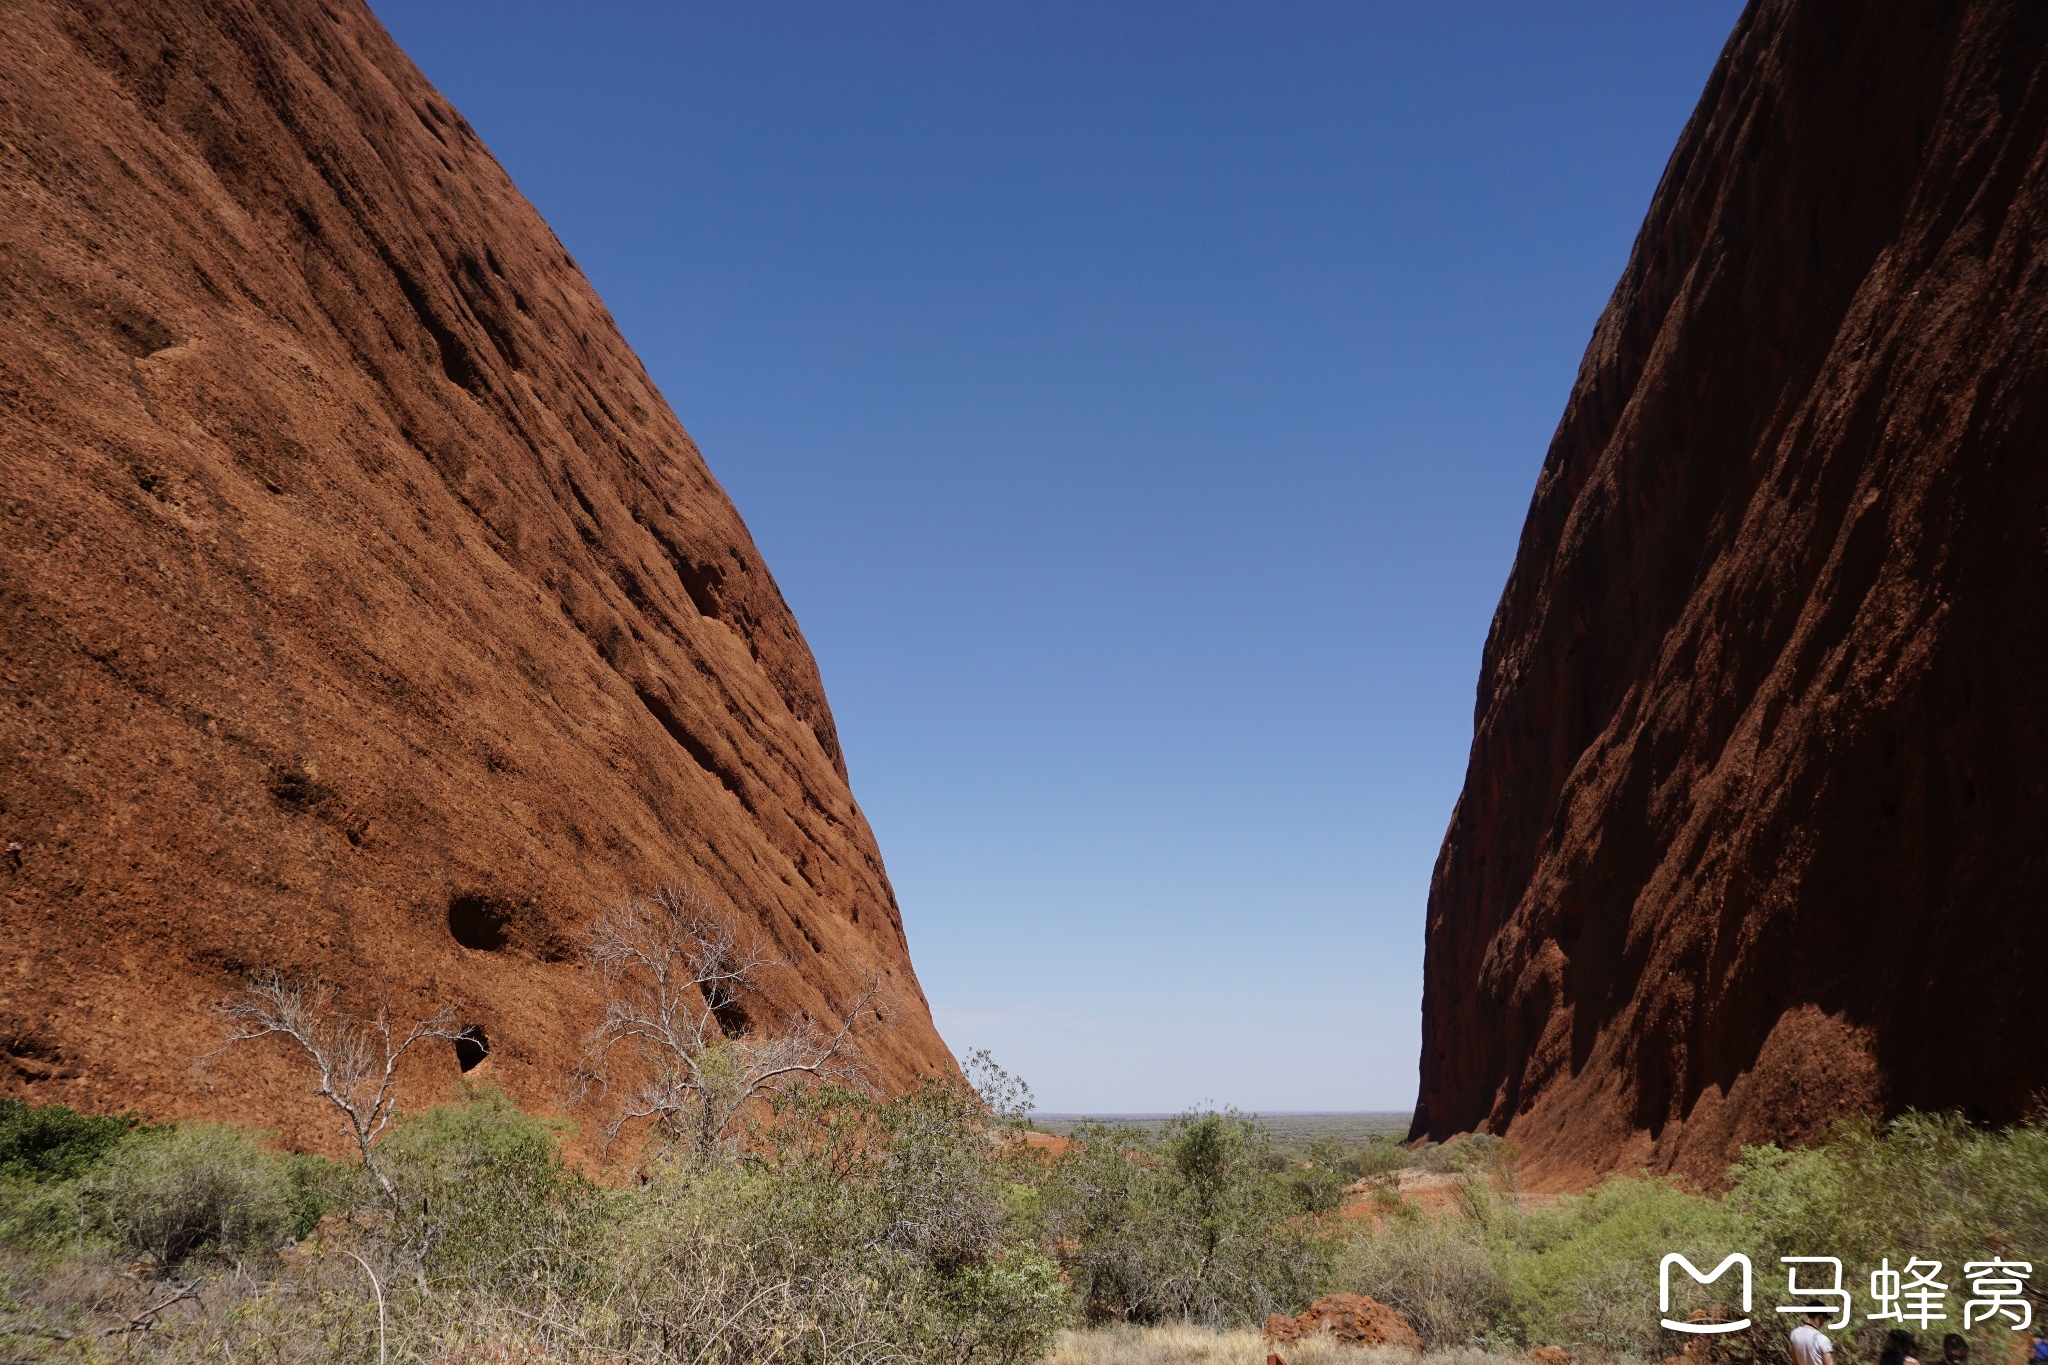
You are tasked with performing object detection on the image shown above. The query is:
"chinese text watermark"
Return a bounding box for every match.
[1660,1255,2033,1334]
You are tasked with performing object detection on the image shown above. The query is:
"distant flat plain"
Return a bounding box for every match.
[1030,1111,1410,1150]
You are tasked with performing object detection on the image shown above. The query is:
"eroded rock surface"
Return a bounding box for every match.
[0,0,950,1143]
[1413,0,2048,1182]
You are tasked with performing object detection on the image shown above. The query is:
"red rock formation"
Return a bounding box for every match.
[1264,1294,1421,1351]
[0,0,951,1144]
[1413,0,2048,1183]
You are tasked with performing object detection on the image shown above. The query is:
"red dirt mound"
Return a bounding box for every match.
[0,0,951,1144]
[1264,1294,1421,1351]
[1412,0,2048,1184]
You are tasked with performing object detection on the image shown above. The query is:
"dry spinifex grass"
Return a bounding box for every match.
[1048,1324,1519,1365]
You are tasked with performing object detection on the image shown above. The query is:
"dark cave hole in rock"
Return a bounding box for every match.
[454,1025,489,1072]
[703,981,749,1039]
[269,766,332,812]
[448,894,510,951]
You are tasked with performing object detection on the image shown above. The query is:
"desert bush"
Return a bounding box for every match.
[1730,1111,2048,1265]
[1481,1115,2048,1359]
[1505,1173,1747,1357]
[1049,1322,1517,1365]
[1331,1166,1743,1354]
[81,1123,312,1269]
[1,1234,379,1365]
[0,1099,145,1183]
[366,1070,1061,1365]
[1280,1136,1409,1214]
[1416,1134,1505,1176]
[1348,1136,1415,1181]
[376,1081,598,1291]
[2,1070,1067,1365]
[11,1092,2043,1365]
[1333,1212,1515,1348]
[1,1113,325,1270]
[1728,1112,2048,1362]
[213,975,465,1211]
[1282,1159,1353,1216]
[754,1075,1068,1362]
[0,1174,91,1258]
[1042,1109,1330,1328]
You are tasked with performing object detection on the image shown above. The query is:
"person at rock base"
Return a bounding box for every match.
[1940,1335,1968,1365]
[2025,1330,2046,1365]
[1789,1309,1836,1365]
[1880,1328,1921,1365]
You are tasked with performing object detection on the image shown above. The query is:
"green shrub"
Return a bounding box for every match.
[1280,1160,1351,1215]
[779,1076,1069,1361]
[1506,1173,1748,1356]
[1729,1113,2048,1363]
[377,1081,597,1291]
[5,1069,1071,1365]
[0,1169,92,1255]
[1,1056,1081,1365]
[51,1081,2047,1365]
[1730,1112,2048,1264]
[1274,1132,1413,1212]
[1331,1169,1743,1353]
[1332,1212,1515,1348]
[1326,1115,2048,1358]
[1041,1109,1329,1327]
[84,1123,302,1268]
[1280,1136,1412,1213]
[1417,1133,1506,1175]
[0,1103,342,1266]
[596,1075,1068,1365]
[280,1150,353,1239]
[1346,1136,1415,1181]
[0,1098,143,1182]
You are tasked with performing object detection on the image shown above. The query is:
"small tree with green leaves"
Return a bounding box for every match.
[1041,1108,1329,1326]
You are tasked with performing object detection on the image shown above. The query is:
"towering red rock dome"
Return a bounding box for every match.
[1414,0,2048,1182]
[0,0,952,1143]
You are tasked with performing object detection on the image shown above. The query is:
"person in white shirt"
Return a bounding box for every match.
[1790,1310,1836,1365]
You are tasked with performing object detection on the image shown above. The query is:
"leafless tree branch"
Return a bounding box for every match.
[575,884,878,1166]
[209,974,460,1208]
[99,1281,200,1338]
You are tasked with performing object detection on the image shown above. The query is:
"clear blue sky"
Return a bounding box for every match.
[371,1,1744,1114]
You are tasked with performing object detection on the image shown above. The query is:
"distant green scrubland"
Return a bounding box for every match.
[4,1085,2045,1365]
[4,895,2040,1364]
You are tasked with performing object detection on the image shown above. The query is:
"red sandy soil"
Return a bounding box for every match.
[1336,1168,1563,1227]
[1020,1131,1074,1157]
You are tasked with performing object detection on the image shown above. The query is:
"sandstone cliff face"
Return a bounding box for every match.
[1414,0,2048,1183]
[0,0,952,1143]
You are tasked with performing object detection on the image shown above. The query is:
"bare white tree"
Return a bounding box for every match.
[212,975,461,1209]
[578,885,875,1166]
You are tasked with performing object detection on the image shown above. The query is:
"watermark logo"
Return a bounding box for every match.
[1868,1258,1948,1326]
[1962,1260,2034,1330]
[1660,1255,2034,1334]
[1662,1253,1753,1333]
[1777,1257,1850,1330]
